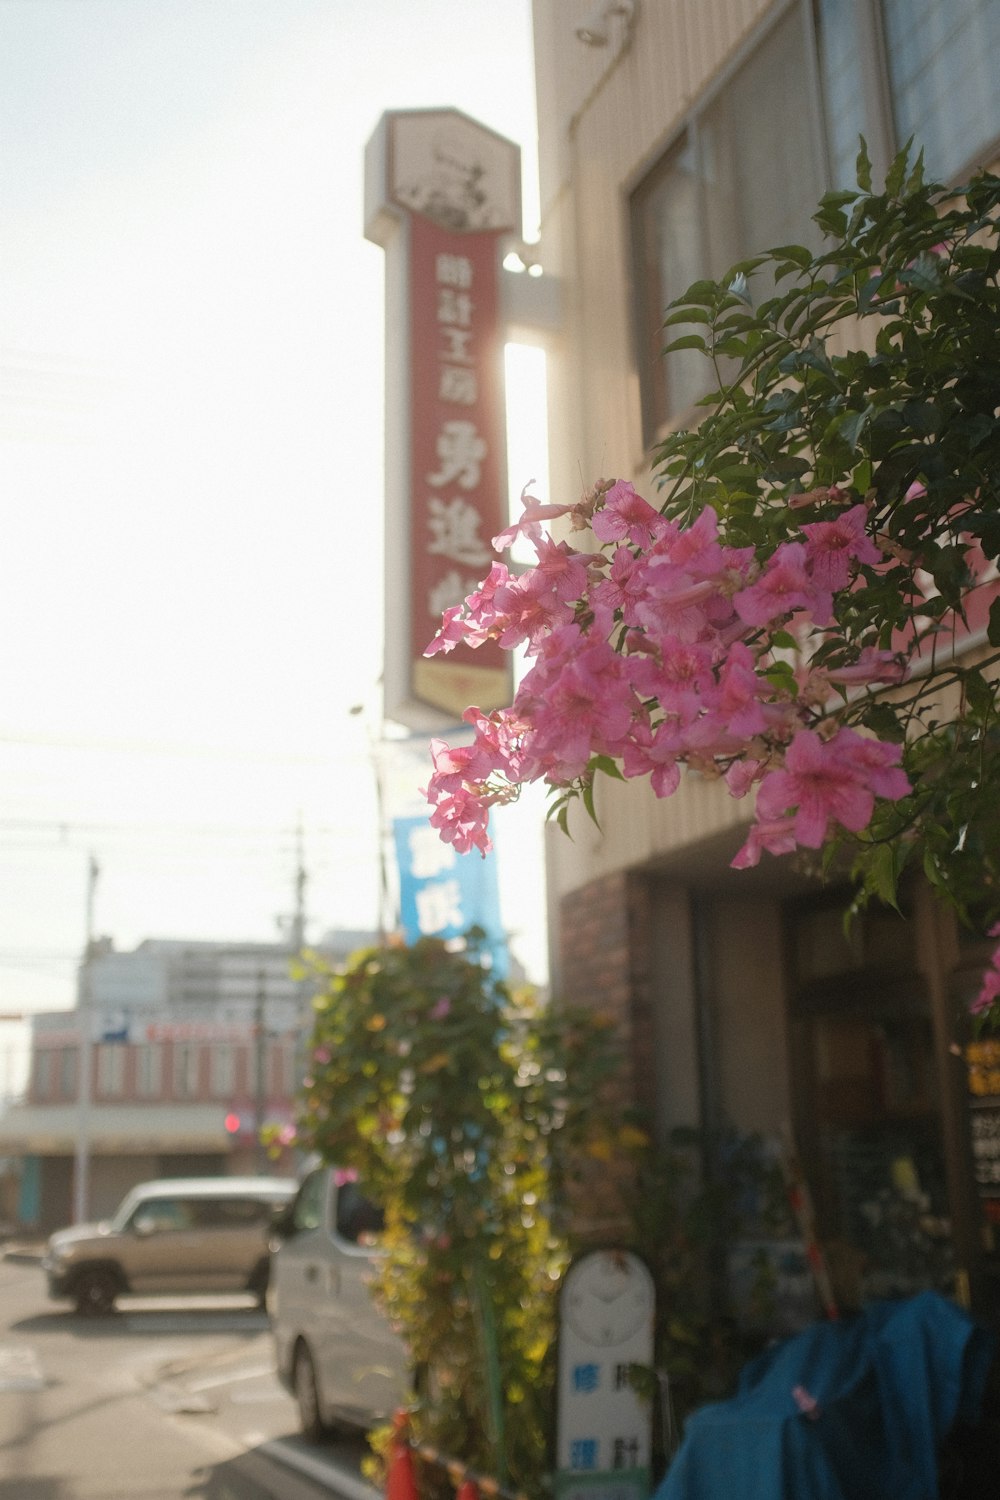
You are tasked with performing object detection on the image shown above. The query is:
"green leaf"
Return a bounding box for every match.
[768,243,813,269]
[861,702,905,743]
[677,279,724,307]
[901,400,942,436]
[664,333,708,354]
[988,597,1000,648]
[885,141,913,198]
[663,306,713,327]
[839,406,872,451]
[856,139,873,193]
[865,841,902,911]
[581,778,600,829]
[590,754,624,781]
[964,668,996,721]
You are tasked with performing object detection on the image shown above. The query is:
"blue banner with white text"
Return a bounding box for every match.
[393,814,508,978]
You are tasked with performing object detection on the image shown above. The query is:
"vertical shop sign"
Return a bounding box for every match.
[365,109,521,730]
[556,1251,656,1500]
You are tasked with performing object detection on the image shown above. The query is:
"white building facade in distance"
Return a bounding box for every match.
[0,931,372,1232]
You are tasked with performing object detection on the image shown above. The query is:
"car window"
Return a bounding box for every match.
[128,1198,191,1233]
[335,1180,385,1245]
[189,1196,271,1229]
[290,1169,326,1232]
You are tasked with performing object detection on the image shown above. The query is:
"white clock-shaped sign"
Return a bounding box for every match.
[563,1250,655,1348]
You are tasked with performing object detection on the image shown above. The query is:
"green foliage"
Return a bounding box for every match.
[295,934,622,1493]
[653,148,1000,934]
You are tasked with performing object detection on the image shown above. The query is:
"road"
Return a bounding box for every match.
[0,1255,378,1500]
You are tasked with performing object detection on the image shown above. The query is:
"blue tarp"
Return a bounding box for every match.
[656,1292,995,1500]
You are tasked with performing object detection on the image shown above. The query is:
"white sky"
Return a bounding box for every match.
[0,0,549,1031]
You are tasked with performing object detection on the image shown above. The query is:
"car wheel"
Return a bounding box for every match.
[293,1342,329,1442]
[73,1268,119,1316]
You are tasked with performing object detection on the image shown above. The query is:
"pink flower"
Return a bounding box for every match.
[731,815,798,868]
[755,726,908,848]
[799,504,881,592]
[821,648,909,688]
[516,629,636,780]
[426,786,494,855]
[661,505,724,574]
[429,996,451,1020]
[970,936,1000,1016]
[591,546,653,626]
[714,641,770,739]
[625,635,715,725]
[592,479,669,548]
[735,542,834,628]
[425,605,469,657]
[492,488,578,551]
[622,716,682,797]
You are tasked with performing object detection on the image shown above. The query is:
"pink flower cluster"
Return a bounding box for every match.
[423,480,910,867]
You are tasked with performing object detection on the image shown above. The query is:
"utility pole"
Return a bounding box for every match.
[349,703,392,942]
[73,855,100,1225]
[291,815,307,952]
[253,968,267,1173]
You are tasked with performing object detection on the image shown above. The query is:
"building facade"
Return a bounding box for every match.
[531,0,1000,1316]
[0,932,372,1231]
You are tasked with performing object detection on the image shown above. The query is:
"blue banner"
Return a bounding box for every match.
[393,815,508,978]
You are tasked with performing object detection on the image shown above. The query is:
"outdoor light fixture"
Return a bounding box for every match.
[575,0,636,47]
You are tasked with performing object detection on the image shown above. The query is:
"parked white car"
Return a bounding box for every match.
[268,1163,408,1439]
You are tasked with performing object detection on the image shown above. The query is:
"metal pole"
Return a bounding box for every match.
[73,855,99,1225]
[254,969,266,1172]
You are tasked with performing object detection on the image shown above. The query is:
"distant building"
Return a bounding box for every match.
[0,931,373,1231]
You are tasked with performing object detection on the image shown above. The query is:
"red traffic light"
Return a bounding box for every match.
[224,1112,241,1134]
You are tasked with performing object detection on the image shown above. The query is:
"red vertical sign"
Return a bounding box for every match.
[407,212,511,722]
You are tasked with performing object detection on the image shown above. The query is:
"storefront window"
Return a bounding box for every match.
[789,899,954,1306]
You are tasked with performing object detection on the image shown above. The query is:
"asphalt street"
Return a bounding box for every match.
[0,1246,381,1500]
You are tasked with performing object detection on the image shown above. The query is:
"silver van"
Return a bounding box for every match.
[42,1175,297,1315]
[268,1164,407,1438]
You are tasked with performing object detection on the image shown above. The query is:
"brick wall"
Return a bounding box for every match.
[557,868,657,1239]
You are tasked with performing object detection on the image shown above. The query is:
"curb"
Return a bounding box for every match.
[260,1439,382,1500]
[2,1245,44,1265]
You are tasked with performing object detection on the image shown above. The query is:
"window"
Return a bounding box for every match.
[816,0,1000,190]
[34,1051,54,1100]
[190,1196,271,1229]
[96,1044,125,1098]
[880,0,1000,184]
[632,5,825,440]
[172,1043,201,1099]
[210,1043,235,1098]
[128,1197,191,1234]
[59,1046,77,1099]
[632,0,1000,443]
[290,1168,327,1233]
[335,1180,385,1245]
[135,1043,163,1098]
